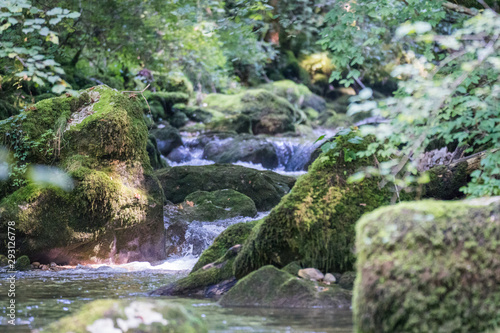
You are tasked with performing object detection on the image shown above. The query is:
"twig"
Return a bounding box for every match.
[443,1,478,16]
[122,84,151,114]
[476,0,492,10]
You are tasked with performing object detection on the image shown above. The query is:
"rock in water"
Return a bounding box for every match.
[45,299,206,333]
[0,86,165,264]
[219,265,351,308]
[156,164,296,211]
[354,197,500,333]
[298,268,324,281]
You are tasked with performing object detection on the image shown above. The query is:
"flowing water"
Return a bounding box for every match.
[0,128,360,332]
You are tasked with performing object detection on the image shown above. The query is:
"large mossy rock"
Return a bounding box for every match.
[202,134,279,169]
[203,89,302,135]
[233,132,398,278]
[260,80,326,113]
[219,265,351,308]
[354,197,500,333]
[146,91,189,121]
[45,299,206,333]
[155,164,296,211]
[0,86,165,264]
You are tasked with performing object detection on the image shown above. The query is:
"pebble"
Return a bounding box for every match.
[298,268,324,281]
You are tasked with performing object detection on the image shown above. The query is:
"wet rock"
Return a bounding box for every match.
[219,265,351,308]
[45,299,207,332]
[150,123,183,156]
[41,265,49,271]
[31,261,41,269]
[354,197,500,333]
[169,110,189,128]
[207,114,252,134]
[167,146,193,163]
[50,262,57,268]
[172,104,214,123]
[202,135,279,169]
[323,273,336,285]
[0,86,165,264]
[298,268,324,281]
[156,164,296,211]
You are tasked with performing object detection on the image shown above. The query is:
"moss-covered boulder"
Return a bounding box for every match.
[233,131,399,279]
[203,89,303,135]
[152,71,194,95]
[172,104,216,123]
[156,164,296,211]
[260,80,326,113]
[219,265,351,308]
[206,114,252,134]
[152,219,259,297]
[354,197,500,333]
[0,86,165,264]
[150,124,183,156]
[45,299,206,333]
[184,190,257,221]
[14,255,30,271]
[202,135,279,169]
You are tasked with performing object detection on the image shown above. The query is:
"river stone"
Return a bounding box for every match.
[298,268,324,281]
[156,164,296,211]
[202,135,279,169]
[323,273,336,284]
[354,197,500,333]
[31,261,41,269]
[44,299,207,333]
[219,265,351,308]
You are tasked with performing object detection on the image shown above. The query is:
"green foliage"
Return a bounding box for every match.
[346,10,500,197]
[0,0,80,93]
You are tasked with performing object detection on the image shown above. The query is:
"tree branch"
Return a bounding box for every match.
[443,1,479,16]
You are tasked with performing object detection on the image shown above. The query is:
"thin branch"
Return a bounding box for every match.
[122,84,151,114]
[476,0,492,10]
[443,1,479,16]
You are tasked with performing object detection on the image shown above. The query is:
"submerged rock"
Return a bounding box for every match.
[44,299,207,332]
[219,265,351,308]
[354,197,500,333]
[155,164,296,211]
[0,86,165,264]
[233,130,401,278]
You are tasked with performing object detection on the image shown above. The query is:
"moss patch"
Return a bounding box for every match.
[354,198,500,333]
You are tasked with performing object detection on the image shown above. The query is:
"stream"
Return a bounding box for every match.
[1,128,357,332]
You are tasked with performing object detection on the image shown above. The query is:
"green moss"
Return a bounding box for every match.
[207,114,252,134]
[203,89,302,135]
[354,198,500,333]
[0,100,18,120]
[45,299,207,333]
[0,254,7,266]
[192,219,260,272]
[14,255,30,271]
[147,135,168,170]
[184,189,257,222]
[424,162,468,200]
[146,91,189,120]
[153,72,194,95]
[282,261,302,276]
[155,164,296,211]
[259,80,326,113]
[233,131,399,279]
